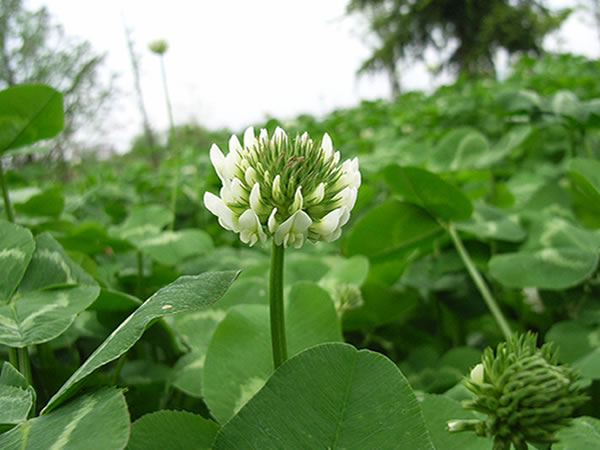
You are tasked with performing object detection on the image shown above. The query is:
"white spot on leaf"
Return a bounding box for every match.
[233,376,266,415]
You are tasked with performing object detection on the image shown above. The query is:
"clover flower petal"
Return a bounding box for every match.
[339,157,361,189]
[228,134,243,155]
[310,208,344,242]
[204,127,360,247]
[274,210,312,248]
[470,363,484,385]
[332,151,340,166]
[249,183,270,216]
[334,187,358,211]
[243,126,257,150]
[209,144,227,183]
[273,126,287,142]
[272,175,284,203]
[220,177,246,204]
[203,192,239,232]
[305,182,325,204]
[291,187,303,213]
[245,166,258,186]
[259,128,269,145]
[321,133,333,160]
[239,209,267,246]
[268,207,278,233]
[300,131,310,145]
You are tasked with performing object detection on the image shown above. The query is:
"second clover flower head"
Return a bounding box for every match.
[203,127,361,248]
[448,332,588,450]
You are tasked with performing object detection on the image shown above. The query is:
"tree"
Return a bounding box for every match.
[0,0,115,160]
[347,0,570,95]
[124,25,158,168]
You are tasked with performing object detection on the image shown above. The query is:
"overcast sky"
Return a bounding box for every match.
[30,0,599,152]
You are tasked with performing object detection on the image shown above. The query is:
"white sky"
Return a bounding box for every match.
[30,0,599,152]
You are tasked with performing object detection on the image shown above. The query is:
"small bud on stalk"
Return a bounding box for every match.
[148,39,168,55]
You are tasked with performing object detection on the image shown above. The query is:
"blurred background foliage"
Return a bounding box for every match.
[0,0,115,164]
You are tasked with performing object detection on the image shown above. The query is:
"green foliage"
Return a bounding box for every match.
[554,416,600,449]
[0,362,35,428]
[213,343,434,449]
[2,53,600,447]
[489,217,600,289]
[203,283,342,423]
[0,229,101,348]
[43,270,238,414]
[0,221,34,302]
[346,200,443,261]
[0,388,130,450]
[0,84,63,153]
[421,394,488,450]
[383,165,473,220]
[129,410,219,450]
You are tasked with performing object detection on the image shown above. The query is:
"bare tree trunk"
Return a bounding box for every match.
[388,63,401,99]
[0,6,16,87]
[124,25,159,168]
[593,0,600,53]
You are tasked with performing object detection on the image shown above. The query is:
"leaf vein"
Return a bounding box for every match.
[330,352,358,449]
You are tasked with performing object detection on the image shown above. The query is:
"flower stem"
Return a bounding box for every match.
[37,342,56,368]
[18,347,33,385]
[159,55,179,230]
[447,222,512,340]
[0,159,15,222]
[9,347,18,368]
[111,353,127,385]
[269,242,287,369]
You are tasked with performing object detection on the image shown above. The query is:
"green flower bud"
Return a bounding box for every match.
[148,39,169,55]
[448,332,588,450]
[204,127,360,248]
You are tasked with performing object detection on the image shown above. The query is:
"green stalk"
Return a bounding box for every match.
[269,242,287,368]
[447,222,512,340]
[136,250,144,299]
[168,152,180,231]
[0,169,34,380]
[159,56,175,141]
[0,159,15,222]
[582,129,594,159]
[8,347,18,368]
[37,342,56,368]
[111,353,127,385]
[159,54,179,231]
[18,347,32,385]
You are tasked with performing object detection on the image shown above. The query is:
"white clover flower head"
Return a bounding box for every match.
[203,126,361,248]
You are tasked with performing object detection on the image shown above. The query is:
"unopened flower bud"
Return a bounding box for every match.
[148,39,168,55]
[470,363,484,385]
[448,333,588,450]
